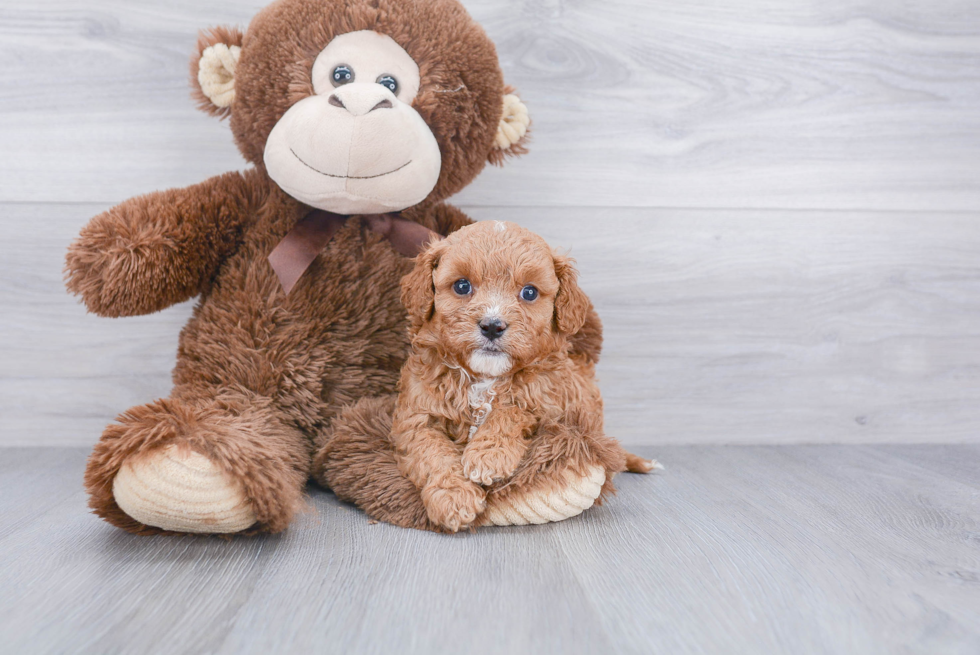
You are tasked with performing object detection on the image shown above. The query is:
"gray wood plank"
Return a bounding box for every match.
[1,1,978,210]
[563,445,980,654]
[491,206,980,445]
[0,445,977,654]
[5,202,980,447]
[883,444,980,490]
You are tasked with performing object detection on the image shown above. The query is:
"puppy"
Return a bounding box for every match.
[391,221,657,532]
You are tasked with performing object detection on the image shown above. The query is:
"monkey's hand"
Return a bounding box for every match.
[65,171,260,317]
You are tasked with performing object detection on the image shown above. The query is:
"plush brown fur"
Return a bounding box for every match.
[191,26,246,119]
[227,0,528,186]
[67,0,544,535]
[315,222,650,532]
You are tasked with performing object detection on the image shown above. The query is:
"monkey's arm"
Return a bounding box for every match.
[65,169,265,317]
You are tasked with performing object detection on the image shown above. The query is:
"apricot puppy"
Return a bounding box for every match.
[392,221,656,532]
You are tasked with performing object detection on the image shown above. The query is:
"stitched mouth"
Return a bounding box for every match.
[290,148,411,180]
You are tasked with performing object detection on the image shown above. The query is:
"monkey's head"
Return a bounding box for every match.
[191,0,529,215]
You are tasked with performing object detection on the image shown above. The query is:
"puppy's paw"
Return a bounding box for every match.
[462,444,524,486]
[422,479,487,532]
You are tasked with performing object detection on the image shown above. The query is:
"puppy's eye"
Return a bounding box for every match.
[453,279,472,296]
[377,75,398,94]
[331,65,354,86]
[521,285,539,301]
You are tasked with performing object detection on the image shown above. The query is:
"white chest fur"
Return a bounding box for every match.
[467,377,498,439]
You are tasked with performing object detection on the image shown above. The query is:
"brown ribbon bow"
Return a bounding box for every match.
[268,210,440,295]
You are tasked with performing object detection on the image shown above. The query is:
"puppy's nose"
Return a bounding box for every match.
[479,317,507,341]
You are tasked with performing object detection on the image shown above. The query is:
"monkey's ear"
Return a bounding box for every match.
[190,26,245,118]
[488,89,530,165]
[553,254,590,336]
[401,239,448,333]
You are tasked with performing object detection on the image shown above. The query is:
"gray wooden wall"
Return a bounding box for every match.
[2,0,978,446]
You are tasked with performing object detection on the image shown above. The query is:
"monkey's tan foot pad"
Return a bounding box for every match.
[481,465,605,526]
[113,445,257,533]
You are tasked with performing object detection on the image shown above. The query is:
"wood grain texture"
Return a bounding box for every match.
[0,0,978,209]
[5,202,979,447]
[0,445,976,654]
[2,0,979,447]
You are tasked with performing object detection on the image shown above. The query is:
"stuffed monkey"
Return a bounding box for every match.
[67,0,606,535]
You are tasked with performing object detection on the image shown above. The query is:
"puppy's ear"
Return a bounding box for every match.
[401,239,448,332]
[553,254,591,336]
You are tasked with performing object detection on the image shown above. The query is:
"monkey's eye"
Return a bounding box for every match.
[453,279,472,296]
[521,285,539,302]
[331,65,354,86]
[377,75,398,95]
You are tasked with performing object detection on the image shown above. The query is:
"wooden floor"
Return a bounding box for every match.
[1,445,977,654]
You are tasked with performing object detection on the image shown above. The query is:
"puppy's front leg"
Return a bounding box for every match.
[462,406,535,486]
[391,412,486,532]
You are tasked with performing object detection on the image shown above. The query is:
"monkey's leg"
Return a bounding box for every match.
[312,395,445,532]
[85,388,309,535]
[477,415,637,527]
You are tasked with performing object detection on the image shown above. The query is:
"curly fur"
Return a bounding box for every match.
[315,222,650,532]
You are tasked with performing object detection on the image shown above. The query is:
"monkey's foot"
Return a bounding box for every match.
[480,465,606,526]
[112,445,257,534]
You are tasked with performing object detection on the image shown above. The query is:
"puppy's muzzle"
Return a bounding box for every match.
[478,317,507,342]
